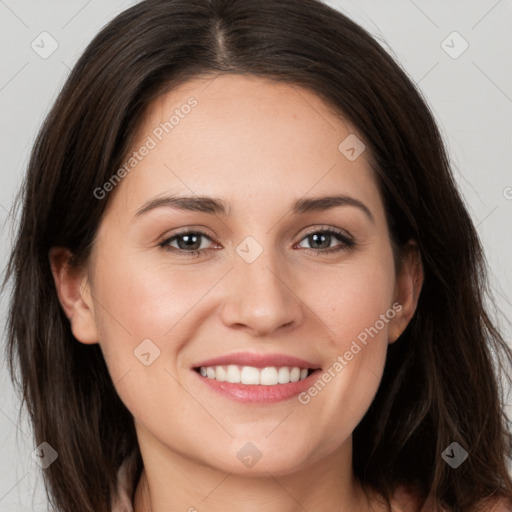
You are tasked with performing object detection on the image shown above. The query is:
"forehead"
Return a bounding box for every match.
[106,73,381,221]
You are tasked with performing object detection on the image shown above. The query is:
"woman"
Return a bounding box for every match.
[3,0,512,511]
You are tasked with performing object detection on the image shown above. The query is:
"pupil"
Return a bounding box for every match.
[311,233,329,249]
[179,234,200,250]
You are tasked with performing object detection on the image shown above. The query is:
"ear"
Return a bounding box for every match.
[49,247,99,344]
[388,240,424,343]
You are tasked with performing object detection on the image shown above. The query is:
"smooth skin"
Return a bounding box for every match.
[50,74,424,512]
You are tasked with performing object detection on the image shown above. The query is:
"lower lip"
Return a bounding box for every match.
[192,369,322,404]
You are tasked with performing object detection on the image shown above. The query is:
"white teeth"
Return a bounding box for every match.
[226,364,241,383]
[278,367,290,384]
[290,367,300,382]
[260,367,278,385]
[198,365,312,385]
[241,366,260,385]
[215,366,226,382]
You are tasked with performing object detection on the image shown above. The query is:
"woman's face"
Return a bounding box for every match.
[57,74,421,475]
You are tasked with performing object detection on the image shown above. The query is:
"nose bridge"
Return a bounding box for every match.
[220,235,302,334]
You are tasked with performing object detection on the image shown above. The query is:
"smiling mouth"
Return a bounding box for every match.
[193,365,315,385]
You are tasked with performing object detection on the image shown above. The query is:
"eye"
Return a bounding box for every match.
[158,226,356,257]
[296,227,355,254]
[158,230,217,256]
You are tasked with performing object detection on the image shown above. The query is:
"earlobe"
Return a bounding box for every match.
[49,247,99,344]
[388,240,424,343]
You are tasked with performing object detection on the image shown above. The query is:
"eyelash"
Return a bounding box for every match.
[158,226,356,257]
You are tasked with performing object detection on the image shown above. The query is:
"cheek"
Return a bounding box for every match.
[299,249,396,441]
[91,258,189,429]
[92,246,208,341]
[318,249,396,346]
[89,246,224,406]
[86,246,178,387]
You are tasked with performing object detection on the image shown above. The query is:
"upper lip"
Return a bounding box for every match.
[193,352,321,370]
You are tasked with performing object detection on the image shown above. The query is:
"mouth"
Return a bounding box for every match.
[192,365,316,385]
[191,364,323,404]
[190,352,323,403]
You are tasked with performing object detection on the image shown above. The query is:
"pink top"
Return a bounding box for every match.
[110,452,512,512]
[111,451,138,512]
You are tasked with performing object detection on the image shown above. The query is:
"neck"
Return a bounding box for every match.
[132,435,379,512]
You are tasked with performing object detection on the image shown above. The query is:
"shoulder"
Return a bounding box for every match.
[390,483,427,511]
[366,483,426,511]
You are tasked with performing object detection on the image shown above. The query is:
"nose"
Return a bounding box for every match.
[219,245,304,336]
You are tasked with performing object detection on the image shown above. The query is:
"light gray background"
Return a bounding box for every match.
[1,0,511,510]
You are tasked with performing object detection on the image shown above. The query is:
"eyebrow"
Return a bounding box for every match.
[134,194,374,223]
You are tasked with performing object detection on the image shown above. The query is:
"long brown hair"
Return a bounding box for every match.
[3,1,512,511]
